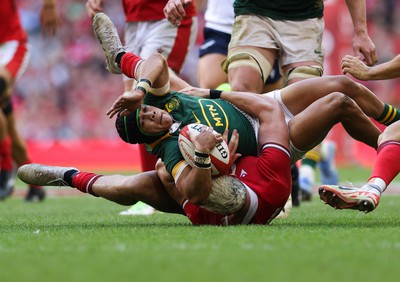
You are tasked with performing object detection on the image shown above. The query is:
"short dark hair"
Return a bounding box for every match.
[115,106,167,144]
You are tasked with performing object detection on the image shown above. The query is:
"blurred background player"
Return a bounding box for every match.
[0,0,59,201]
[86,0,199,215]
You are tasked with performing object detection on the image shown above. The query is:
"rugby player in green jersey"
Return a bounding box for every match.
[92,13,400,198]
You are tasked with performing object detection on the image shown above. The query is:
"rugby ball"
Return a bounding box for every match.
[178,123,231,176]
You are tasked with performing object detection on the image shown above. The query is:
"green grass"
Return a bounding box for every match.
[2,193,400,282]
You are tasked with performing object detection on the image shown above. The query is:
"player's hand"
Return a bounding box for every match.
[164,0,192,26]
[190,126,223,154]
[85,0,105,18]
[106,90,144,118]
[40,2,59,36]
[224,129,241,165]
[352,32,378,66]
[178,87,210,98]
[341,55,371,80]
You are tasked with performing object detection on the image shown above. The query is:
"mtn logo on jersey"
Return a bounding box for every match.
[194,99,229,130]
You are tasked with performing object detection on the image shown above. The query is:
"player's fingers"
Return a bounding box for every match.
[106,108,118,118]
[228,130,239,155]
[175,2,187,16]
[222,129,229,143]
[230,153,242,164]
[106,98,123,116]
[366,52,378,66]
[164,3,183,26]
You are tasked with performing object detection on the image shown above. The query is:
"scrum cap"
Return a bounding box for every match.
[115,106,167,144]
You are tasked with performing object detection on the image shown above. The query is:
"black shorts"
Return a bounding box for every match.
[266,60,281,84]
[199,27,231,58]
[199,27,281,83]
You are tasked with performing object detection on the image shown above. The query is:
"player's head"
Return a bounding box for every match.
[201,175,247,215]
[115,105,172,144]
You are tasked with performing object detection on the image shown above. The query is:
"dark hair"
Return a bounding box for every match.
[115,107,167,144]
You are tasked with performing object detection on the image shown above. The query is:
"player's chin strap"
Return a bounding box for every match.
[241,184,258,224]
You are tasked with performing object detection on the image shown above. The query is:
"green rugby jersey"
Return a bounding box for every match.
[143,91,258,175]
[234,0,324,20]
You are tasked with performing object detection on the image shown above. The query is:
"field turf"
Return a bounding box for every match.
[1,166,400,282]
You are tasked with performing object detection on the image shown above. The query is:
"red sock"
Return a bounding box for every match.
[369,141,400,185]
[0,136,13,171]
[120,53,142,79]
[72,172,102,196]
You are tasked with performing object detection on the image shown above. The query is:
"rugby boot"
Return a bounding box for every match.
[92,12,125,74]
[318,184,380,213]
[18,164,78,187]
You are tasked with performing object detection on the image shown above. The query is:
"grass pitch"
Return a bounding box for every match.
[2,165,400,282]
[2,192,400,282]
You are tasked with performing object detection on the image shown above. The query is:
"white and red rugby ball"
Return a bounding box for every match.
[178,123,231,176]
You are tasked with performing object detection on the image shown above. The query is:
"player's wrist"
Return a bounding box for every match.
[135,78,152,95]
[193,150,211,169]
[209,89,222,99]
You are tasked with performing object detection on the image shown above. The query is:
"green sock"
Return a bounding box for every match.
[376,104,400,125]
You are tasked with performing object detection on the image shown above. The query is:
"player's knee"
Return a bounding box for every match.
[377,133,385,146]
[223,48,272,83]
[229,78,260,93]
[285,65,323,83]
[330,92,357,115]
[332,75,361,92]
[155,159,172,184]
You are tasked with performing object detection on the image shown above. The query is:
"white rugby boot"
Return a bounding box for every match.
[318,184,380,213]
[92,12,125,74]
[17,164,78,187]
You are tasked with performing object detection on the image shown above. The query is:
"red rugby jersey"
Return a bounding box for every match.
[123,0,196,22]
[0,0,27,43]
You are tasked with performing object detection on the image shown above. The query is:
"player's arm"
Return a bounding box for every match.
[342,54,400,80]
[175,126,224,204]
[175,128,240,205]
[256,98,289,150]
[40,0,59,36]
[344,0,377,66]
[106,53,171,118]
[217,91,289,149]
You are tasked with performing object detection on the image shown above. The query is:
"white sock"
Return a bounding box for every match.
[361,178,386,195]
